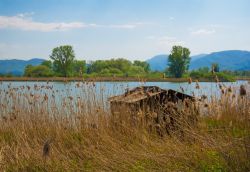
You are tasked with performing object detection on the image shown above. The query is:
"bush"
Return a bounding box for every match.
[189,69,235,82]
[24,65,54,77]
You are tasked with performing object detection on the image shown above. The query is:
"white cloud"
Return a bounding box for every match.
[16,12,35,18]
[107,24,136,29]
[191,29,216,35]
[146,35,185,47]
[146,36,185,46]
[0,15,86,31]
[0,14,144,32]
[158,36,185,46]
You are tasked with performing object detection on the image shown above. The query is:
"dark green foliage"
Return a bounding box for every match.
[168,46,191,78]
[88,58,132,74]
[212,63,220,72]
[72,60,86,77]
[41,60,53,69]
[220,70,250,77]
[50,45,75,77]
[189,67,235,81]
[24,65,53,77]
[133,60,150,72]
[87,58,148,77]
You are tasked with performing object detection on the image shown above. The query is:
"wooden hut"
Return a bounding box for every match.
[108,86,197,136]
[109,86,194,115]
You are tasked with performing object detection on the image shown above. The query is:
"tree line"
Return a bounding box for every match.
[22,45,241,81]
[24,45,150,77]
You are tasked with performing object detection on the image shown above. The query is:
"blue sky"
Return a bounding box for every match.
[0,0,249,61]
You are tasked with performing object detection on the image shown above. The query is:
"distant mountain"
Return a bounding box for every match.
[0,58,45,76]
[147,50,250,71]
[1,50,250,76]
[191,54,207,61]
[147,54,207,71]
[189,50,250,71]
[146,54,168,71]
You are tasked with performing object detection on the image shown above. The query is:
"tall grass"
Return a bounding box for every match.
[0,81,249,171]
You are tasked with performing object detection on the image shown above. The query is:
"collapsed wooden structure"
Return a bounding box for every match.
[109,86,195,115]
[109,86,198,136]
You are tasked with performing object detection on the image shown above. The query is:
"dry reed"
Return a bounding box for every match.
[0,81,249,171]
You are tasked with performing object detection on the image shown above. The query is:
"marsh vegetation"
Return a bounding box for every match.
[0,80,249,171]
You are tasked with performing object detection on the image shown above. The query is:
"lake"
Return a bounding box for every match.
[0,80,247,105]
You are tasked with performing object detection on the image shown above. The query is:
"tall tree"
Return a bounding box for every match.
[168,46,191,78]
[50,45,75,77]
[211,63,220,73]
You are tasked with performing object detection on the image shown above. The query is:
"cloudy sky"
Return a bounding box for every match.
[0,0,249,61]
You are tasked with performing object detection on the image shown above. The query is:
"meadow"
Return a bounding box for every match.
[0,80,249,171]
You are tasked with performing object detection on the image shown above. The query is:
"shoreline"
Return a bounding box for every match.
[0,76,248,82]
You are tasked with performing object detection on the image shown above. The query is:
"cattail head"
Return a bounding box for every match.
[240,85,247,96]
[221,89,225,94]
[219,84,223,90]
[43,94,48,101]
[211,66,215,75]
[180,86,184,93]
[215,75,219,83]
[201,95,207,100]
[76,82,80,88]
[68,96,73,101]
[188,77,192,84]
[43,139,52,158]
[195,80,200,89]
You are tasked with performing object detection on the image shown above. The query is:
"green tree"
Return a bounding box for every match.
[50,45,75,77]
[72,60,86,77]
[212,63,220,73]
[41,60,53,69]
[168,45,191,78]
[128,66,145,76]
[88,58,132,74]
[24,65,53,77]
[133,60,150,72]
[24,65,33,77]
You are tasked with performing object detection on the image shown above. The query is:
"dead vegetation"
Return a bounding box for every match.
[0,81,249,171]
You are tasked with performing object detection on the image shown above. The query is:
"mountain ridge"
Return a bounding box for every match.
[1,50,250,75]
[0,58,45,76]
[147,50,250,71]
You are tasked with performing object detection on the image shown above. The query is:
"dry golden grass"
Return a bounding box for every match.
[0,81,249,171]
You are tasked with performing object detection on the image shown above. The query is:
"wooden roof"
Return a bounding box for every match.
[109,86,166,103]
[108,86,195,104]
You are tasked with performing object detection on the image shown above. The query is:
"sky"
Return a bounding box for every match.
[0,0,249,61]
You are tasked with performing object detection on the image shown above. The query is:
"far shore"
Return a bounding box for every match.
[0,76,249,82]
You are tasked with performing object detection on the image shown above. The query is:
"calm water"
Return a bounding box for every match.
[0,80,247,102]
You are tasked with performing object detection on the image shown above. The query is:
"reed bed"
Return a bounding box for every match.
[0,81,249,171]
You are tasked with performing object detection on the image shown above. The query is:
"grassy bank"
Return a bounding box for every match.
[0,82,249,171]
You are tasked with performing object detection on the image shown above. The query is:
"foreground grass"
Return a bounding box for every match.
[0,82,249,171]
